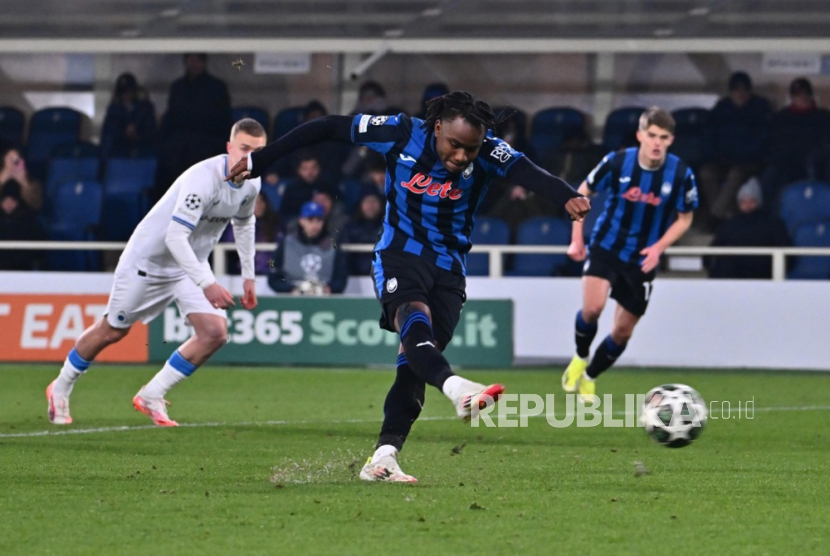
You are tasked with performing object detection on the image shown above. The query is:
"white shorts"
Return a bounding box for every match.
[105,267,226,329]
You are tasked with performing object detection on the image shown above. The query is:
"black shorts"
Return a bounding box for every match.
[583,248,655,317]
[371,249,466,350]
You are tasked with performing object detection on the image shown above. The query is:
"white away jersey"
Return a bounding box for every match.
[118,154,260,279]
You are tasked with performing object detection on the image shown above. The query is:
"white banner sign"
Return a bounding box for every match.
[254,52,311,74]
[762,52,821,75]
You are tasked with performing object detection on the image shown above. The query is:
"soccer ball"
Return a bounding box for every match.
[641,384,707,448]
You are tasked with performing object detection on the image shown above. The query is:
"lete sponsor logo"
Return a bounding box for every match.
[622,186,662,206]
[400,173,462,200]
[0,295,148,362]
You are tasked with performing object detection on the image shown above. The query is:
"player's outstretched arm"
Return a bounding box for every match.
[639,211,694,273]
[226,115,353,182]
[506,157,591,221]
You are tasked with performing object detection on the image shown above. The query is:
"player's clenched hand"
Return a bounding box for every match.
[241,279,257,310]
[203,283,236,309]
[567,241,587,262]
[225,158,251,185]
[564,196,591,222]
[639,245,664,273]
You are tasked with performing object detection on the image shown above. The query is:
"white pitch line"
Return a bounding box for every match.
[2,405,829,439]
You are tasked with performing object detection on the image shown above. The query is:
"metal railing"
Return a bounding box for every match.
[2,240,830,281]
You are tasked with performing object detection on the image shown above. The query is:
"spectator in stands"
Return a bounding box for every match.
[278,151,339,224]
[698,71,772,227]
[350,80,403,116]
[341,190,384,275]
[415,82,450,119]
[761,77,830,207]
[220,193,282,275]
[155,53,232,201]
[267,201,348,295]
[311,190,350,240]
[0,142,40,211]
[706,177,791,279]
[100,73,157,158]
[0,179,45,270]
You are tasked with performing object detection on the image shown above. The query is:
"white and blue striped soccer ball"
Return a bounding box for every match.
[641,384,707,448]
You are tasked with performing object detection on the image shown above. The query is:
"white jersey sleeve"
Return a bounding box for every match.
[164,165,221,288]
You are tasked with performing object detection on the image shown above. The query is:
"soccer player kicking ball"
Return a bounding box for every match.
[46,119,267,426]
[562,107,699,401]
[227,91,590,482]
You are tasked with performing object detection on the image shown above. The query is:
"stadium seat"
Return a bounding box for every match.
[272,106,306,140]
[778,181,830,237]
[529,107,587,167]
[508,217,572,276]
[45,141,101,199]
[467,216,510,276]
[670,107,712,170]
[492,106,528,144]
[0,106,25,147]
[232,106,270,133]
[787,221,830,280]
[25,107,83,180]
[101,157,157,240]
[47,180,103,271]
[602,106,645,152]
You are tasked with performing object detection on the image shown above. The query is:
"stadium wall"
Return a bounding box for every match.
[1,272,826,371]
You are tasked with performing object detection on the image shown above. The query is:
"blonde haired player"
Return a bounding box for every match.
[46,119,267,426]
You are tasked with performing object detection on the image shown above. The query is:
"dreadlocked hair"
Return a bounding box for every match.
[421,91,496,133]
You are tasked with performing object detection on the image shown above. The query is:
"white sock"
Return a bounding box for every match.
[441,375,479,401]
[141,363,188,399]
[372,444,398,461]
[52,350,90,397]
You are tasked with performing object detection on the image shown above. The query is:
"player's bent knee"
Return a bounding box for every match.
[197,322,229,349]
[582,305,604,322]
[99,320,131,344]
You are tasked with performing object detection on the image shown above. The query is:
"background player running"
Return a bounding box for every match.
[562,107,699,401]
[46,119,267,426]
[227,91,591,483]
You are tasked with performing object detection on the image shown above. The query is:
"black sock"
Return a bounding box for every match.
[377,354,426,451]
[586,335,627,379]
[399,310,454,390]
[575,310,598,359]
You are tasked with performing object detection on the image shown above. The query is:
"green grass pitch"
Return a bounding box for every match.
[1,364,828,555]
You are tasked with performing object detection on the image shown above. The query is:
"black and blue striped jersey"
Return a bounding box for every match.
[351,113,523,275]
[586,147,698,266]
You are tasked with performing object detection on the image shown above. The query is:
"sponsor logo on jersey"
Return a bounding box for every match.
[621,187,662,206]
[490,143,515,163]
[184,194,202,210]
[399,154,417,163]
[685,186,698,205]
[400,173,462,200]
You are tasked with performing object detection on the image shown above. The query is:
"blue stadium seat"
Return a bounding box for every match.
[778,181,830,237]
[509,217,572,276]
[25,107,83,180]
[272,106,306,140]
[529,107,586,163]
[602,106,645,152]
[47,180,103,271]
[232,106,270,134]
[0,106,25,147]
[101,157,157,240]
[670,108,712,169]
[788,221,830,280]
[467,217,510,276]
[45,141,101,199]
[260,180,286,213]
